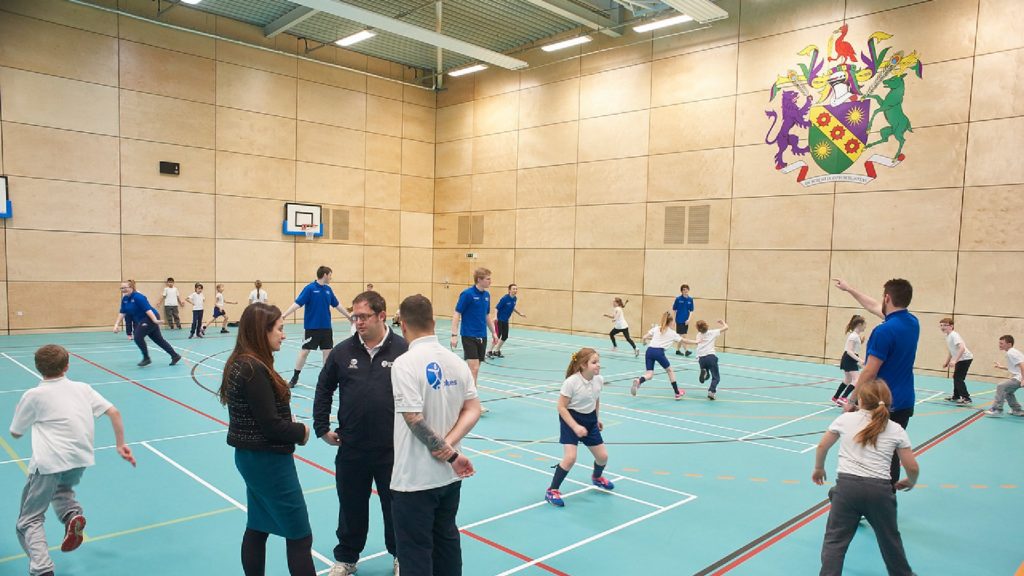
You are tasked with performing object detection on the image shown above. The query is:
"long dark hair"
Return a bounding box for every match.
[845,314,865,334]
[565,347,598,379]
[219,303,289,405]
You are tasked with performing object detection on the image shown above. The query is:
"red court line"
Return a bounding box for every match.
[461,529,569,576]
[73,352,563,573]
[706,410,987,575]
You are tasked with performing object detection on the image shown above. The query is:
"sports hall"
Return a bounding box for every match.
[0,0,1021,575]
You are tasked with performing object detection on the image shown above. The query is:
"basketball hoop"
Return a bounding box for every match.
[300,224,315,240]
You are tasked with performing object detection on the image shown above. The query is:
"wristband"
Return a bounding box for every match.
[446,452,459,463]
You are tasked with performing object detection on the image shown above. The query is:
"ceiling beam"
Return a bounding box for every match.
[264,6,318,38]
[661,0,729,24]
[521,0,621,37]
[286,0,528,70]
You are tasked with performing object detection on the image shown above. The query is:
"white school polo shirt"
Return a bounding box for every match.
[162,286,180,306]
[9,377,113,474]
[189,292,205,311]
[945,331,973,361]
[645,326,682,349]
[391,335,477,492]
[828,410,911,480]
[560,372,603,414]
[696,329,722,358]
[1006,348,1024,380]
[248,289,268,304]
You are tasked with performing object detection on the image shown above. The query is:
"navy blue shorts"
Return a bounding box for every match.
[559,409,603,446]
[645,347,671,371]
[213,306,226,318]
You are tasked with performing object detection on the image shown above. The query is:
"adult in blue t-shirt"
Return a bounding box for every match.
[488,284,527,359]
[450,267,498,391]
[672,284,695,356]
[833,277,919,485]
[282,266,353,387]
[115,281,181,367]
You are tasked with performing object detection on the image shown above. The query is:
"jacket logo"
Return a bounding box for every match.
[381,360,393,368]
[348,359,359,369]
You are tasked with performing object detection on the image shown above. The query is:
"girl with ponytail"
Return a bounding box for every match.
[812,378,920,576]
[832,315,866,405]
[630,311,685,400]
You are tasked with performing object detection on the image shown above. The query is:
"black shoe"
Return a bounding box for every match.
[289,376,299,389]
[495,351,504,358]
[685,350,692,357]
[170,355,182,366]
[486,351,493,359]
[188,335,194,339]
[220,328,229,334]
[675,351,684,356]
[138,358,152,367]
[699,368,709,383]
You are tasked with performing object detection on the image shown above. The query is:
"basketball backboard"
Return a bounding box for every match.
[283,202,322,237]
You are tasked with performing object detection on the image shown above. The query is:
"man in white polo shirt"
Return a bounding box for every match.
[391,294,481,576]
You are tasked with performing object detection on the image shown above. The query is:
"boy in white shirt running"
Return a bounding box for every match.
[203,284,238,335]
[682,320,729,400]
[984,334,1024,417]
[10,345,136,576]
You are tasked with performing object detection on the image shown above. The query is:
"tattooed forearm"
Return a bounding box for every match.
[403,413,447,451]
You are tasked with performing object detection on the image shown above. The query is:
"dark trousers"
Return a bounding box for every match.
[887,408,913,485]
[392,482,462,576]
[699,354,721,392]
[190,310,204,336]
[951,359,972,399]
[609,328,636,350]
[334,447,396,563]
[820,474,913,576]
[133,321,177,360]
[164,305,182,329]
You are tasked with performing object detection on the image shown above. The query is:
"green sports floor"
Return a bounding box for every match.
[1,320,1021,575]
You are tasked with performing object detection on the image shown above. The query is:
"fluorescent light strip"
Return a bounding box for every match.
[335,29,376,47]
[449,64,487,77]
[541,35,592,52]
[633,14,694,33]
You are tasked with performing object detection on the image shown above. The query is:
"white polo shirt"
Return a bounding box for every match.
[612,307,628,330]
[391,335,477,492]
[162,286,180,306]
[189,292,205,311]
[828,410,911,480]
[560,372,603,414]
[248,289,268,304]
[845,331,862,358]
[1006,348,1024,380]
[9,377,113,474]
[945,331,973,361]
[646,326,682,349]
[696,329,722,358]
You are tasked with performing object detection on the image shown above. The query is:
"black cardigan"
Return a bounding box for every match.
[225,357,306,454]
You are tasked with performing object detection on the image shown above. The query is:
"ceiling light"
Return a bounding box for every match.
[541,36,592,52]
[335,29,376,47]
[180,0,202,4]
[448,64,488,77]
[633,14,694,33]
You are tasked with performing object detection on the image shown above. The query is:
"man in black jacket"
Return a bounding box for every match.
[314,291,408,576]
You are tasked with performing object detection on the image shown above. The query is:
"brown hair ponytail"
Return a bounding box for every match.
[854,378,893,448]
[565,347,598,379]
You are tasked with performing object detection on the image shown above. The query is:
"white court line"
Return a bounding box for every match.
[2,352,41,378]
[464,446,660,509]
[1,429,229,466]
[738,407,835,441]
[141,441,335,569]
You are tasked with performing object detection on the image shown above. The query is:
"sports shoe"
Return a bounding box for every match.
[170,354,182,366]
[633,347,639,358]
[674,391,683,400]
[944,396,957,402]
[329,561,358,576]
[708,391,716,400]
[481,405,490,414]
[983,409,1002,417]
[685,350,692,357]
[630,378,641,396]
[956,398,972,405]
[220,328,229,334]
[545,488,564,507]
[1012,410,1024,417]
[486,351,493,359]
[699,368,709,384]
[188,335,194,339]
[831,396,839,404]
[592,476,615,490]
[837,397,848,406]
[61,514,86,552]
[137,358,151,367]
[200,326,207,336]
[393,557,400,576]
[495,351,504,358]
[675,350,684,356]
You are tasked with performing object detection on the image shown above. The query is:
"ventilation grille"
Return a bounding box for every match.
[663,206,687,244]
[688,205,710,244]
[471,214,484,244]
[330,209,350,241]
[457,215,485,245]
[458,215,471,244]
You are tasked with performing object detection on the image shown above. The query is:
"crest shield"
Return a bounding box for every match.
[808,100,871,174]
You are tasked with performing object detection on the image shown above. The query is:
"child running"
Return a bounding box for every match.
[545,347,615,507]
[832,315,866,406]
[631,311,684,400]
[203,284,238,335]
[10,345,137,576]
[186,283,206,339]
[604,297,639,358]
[682,320,729,400]
[812,378,919,576]
[939,318,973,404]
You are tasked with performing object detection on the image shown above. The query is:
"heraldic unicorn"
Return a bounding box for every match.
[764,25,923,187]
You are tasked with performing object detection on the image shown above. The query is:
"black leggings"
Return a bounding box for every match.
[609,328,636,350]
[952,358,972,399]
[133,321,177,360]
[241,528,314,576]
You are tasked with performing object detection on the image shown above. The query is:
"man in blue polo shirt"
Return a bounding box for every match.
[672,284,695,356]
[833,277,919,485]
[449,268,498,406]
[282,266,353,388]
[488,284,527,359]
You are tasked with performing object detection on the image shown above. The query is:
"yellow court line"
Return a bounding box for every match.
[0,435,29,475]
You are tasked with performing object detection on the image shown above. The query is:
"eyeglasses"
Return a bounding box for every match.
[351,313,376,322]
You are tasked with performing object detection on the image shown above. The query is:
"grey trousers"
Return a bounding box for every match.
[992,378,1022,412]
[820,473,913,576]
[164,305,182,329]
[16,467,85,576]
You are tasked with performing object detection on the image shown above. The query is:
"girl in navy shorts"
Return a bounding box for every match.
[632,312,685,400]
[545,347,615,507]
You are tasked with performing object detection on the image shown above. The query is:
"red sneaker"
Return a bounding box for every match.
[61,514,86,552]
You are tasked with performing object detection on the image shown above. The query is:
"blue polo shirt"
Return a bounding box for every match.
[295,281,339,330]
[495,295,517,322]
[120,292,156,325]
[455,286,490,338]
[865,309,920,411]
[673,295,694,323]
